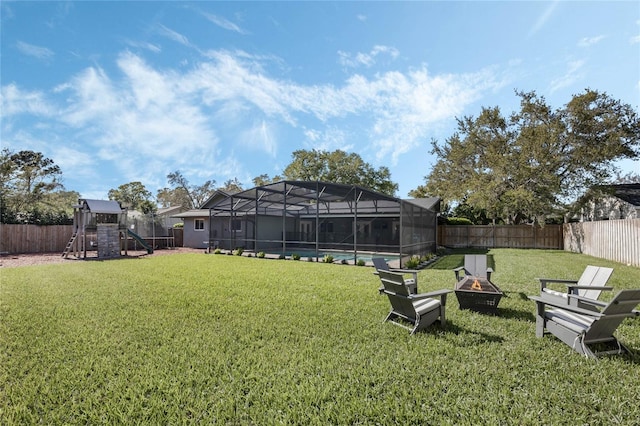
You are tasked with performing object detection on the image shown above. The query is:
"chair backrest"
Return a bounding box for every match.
[464,255,488,278]
[577,266,613,300]
[584,289,640,341]
[378,270,415,316]
[372,257,390,272]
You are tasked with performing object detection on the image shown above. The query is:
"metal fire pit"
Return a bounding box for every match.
[455,276,503,313]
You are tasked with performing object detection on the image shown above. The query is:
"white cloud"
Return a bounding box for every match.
[338,45,400,68]
[578,35,605,48]
[51,146,97,181]
[157,24,190,46]
[239,120,278,156]
[200,12,247,34]
[16,41,54,60]
[3,48,505,193]
[303,127,351,152]
[631,35,640,44]
[52,52,219,185]
[1,84,53,116]
[549,59,585,94]
[124,39,161,53]
[528,1,559,38]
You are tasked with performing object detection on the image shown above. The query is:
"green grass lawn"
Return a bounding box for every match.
[2,249,640,424]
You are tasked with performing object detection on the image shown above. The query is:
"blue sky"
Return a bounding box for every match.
[2,1,639,201]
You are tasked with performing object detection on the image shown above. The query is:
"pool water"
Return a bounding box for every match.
[270,250,398,263]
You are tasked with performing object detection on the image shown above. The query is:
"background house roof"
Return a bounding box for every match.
[599,184,640,206]
[171,210,209,219]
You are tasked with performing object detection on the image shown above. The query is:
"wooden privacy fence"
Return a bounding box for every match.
[1,224,184,254]
[1,224,74,254]
[438,224,563,249]
[564,219,640,267]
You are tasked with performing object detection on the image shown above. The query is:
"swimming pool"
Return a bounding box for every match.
[267,249,399,264]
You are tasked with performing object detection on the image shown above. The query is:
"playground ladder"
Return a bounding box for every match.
[62,232,78,257]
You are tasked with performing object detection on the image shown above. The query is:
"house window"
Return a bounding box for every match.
[195,219,205,231]
[231,219,242,232]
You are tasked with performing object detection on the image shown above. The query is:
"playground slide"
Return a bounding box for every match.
[127,229,154,254]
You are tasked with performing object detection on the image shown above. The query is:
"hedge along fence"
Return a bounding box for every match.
[0,224,74,254]
[564,219,640,267]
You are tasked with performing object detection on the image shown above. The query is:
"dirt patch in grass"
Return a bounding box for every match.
[0,247,204,268]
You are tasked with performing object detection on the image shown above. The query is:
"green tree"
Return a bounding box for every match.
[251,174,282,187]
[220,178,243,193]
[411,90,640,223]
[162,171,216,209]
[283,149,398,196]
[0,149,76,224]
[450,202,492,225]
[156,186,191,209]
[108,181,155,213]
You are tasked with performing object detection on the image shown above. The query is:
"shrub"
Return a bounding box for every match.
[173,222,184,228]
[234,248,244,256]
[420,253,435,263]
[404,255,421,269]
[446,217,473,225]
[322,254,334,263]
[356,259,365,266]
[292,253,301,261]
[213,248,222,255]
[257,251,266,259]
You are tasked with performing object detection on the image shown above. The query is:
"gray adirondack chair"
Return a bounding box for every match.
[372,257,418,294]
[378,270,452,334]
[529,289,640,358]
[538,265,613,311]
[454,255,494,282]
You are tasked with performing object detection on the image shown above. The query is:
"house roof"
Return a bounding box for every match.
[77,199,124,214]
[200,190,232,209]
[173,181,441,218]
[404,197,441,211]
[157,205,187,216]
[171,209,209,219]
[205,180,439,216]
[599,184,640,206]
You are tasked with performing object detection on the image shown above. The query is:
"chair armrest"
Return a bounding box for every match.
[389,268,418,278]
[529,295,605,318]
[567,294,609,308]
[486,267,494,281]
[411,289,453,299]
[539,278,578,285]
[566,285,613,295]
[539,278,578,284]
[390,268,416,273]
[454,266,465,281]
[539,278,578,291]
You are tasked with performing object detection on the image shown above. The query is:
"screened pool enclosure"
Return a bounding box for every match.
[206,181,439,266]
